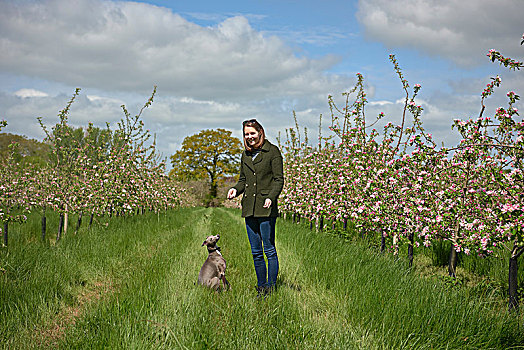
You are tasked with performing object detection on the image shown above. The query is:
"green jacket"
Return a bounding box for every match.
[232,140,284,217]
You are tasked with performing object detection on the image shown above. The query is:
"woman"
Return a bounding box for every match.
[227,119,284,296]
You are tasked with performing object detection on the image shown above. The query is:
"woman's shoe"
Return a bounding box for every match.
[256,285,277,298]
[256,286,267,298]
[266,284,277,295]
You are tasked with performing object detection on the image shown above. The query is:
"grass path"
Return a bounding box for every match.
[2,208,524,349]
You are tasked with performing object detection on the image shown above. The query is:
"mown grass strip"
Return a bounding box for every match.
[1,208,198,349]
[57,207,209,349]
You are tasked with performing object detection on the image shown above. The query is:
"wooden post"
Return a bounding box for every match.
[63,204,68,235]
[3,222,7,247]
[448,245,458,278]
[75,212,83,234]
[508,245,523,312]
[509,255,518,312]
[56,212,64,242]
[41,213,47,242]
[408,232,414,267]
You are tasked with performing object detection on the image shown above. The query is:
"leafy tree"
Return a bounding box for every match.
[170,129,242,199]
[0,133,51,166]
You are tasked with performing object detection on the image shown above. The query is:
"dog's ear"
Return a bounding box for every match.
[202,240,207,246]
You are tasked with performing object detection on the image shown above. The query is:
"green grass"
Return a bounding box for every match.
[327,220,522,300]
[1,208,523,349]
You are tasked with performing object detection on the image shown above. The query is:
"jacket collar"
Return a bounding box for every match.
[244,140,270,170]
[260,140,271,152]
[253,140,270,164]
[245,140,270,154]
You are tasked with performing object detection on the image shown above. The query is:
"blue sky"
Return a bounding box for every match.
[1,0,522,161]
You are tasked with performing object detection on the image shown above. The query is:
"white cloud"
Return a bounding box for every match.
[184,11,267,24]
[86,94,124,105]
[357,0,523,66]
[362,96,461,147]
[0,0,350,100]
[0,88,315,158]
[14,89,49,98]
[5,0,520,162]
[369,100,393,106]
[0,0,358,158]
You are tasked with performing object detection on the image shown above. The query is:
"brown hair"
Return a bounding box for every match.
[242,119,266,151]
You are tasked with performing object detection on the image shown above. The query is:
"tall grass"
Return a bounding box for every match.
[277,217,523,349]
[1,209,194,348]
[1,208,523,349]
[325,218,521,300]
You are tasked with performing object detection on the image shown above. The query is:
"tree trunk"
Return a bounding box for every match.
[381,229,386,253]
[210,178,218,198]
[318,216,324,231]
[343,218,347,230]
[89,213,94,228]
[448,245,458,278]
[509,255,518,312]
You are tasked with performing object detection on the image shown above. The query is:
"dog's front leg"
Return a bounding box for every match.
[220,274,231,291]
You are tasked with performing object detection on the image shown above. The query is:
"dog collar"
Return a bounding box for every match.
[208,246,221,252]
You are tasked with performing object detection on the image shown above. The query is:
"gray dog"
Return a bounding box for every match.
[197,234,230,291]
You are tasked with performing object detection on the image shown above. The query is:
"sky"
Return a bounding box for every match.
[1,0,523,165]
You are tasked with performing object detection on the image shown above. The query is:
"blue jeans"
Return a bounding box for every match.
[245,217,279,288]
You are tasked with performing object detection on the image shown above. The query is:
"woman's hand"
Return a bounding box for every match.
[227,188,237,199]
[263,198,272,208]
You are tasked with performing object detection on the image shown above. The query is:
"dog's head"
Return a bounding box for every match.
[202,234,220,247]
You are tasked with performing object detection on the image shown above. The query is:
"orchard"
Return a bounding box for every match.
[1,38,523,319]
[0,87,183,246]
[280,42,524,311]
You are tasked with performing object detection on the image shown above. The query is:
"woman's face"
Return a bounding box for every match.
[244,126,260,147]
